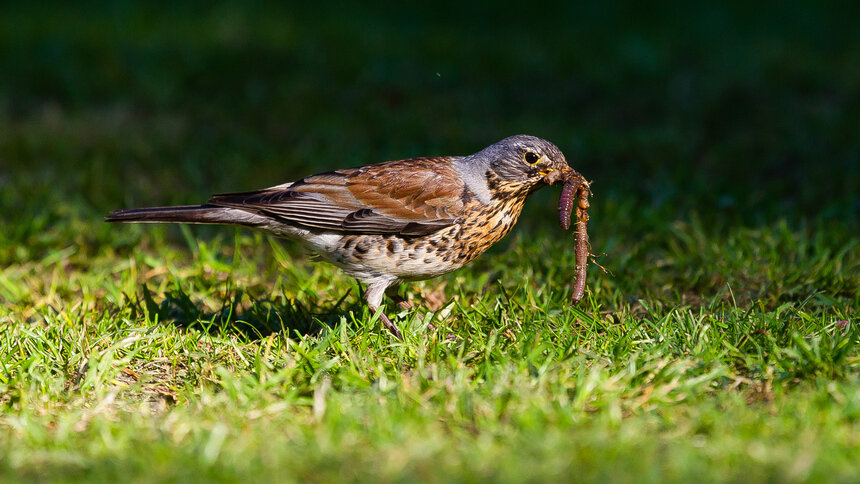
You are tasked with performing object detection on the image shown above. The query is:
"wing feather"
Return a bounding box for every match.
[206,157,466,236]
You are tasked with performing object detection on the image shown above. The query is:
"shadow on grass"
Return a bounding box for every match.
[133,284,358,340]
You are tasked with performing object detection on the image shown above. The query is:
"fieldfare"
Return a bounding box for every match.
[107,134,581,338]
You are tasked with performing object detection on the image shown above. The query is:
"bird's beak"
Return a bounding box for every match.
[542,165,573,185]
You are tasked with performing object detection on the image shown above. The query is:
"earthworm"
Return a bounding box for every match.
[557,173,591,305]
[558,175,581,231]
[570,179,591,305]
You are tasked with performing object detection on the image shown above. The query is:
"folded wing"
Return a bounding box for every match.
[207,157,466,236]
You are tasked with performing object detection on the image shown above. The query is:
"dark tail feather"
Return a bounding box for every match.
[105,204,247,224]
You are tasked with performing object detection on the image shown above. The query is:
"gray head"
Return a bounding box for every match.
[465,134,571,188]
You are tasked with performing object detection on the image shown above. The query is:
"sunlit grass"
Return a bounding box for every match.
[1,216,857,481]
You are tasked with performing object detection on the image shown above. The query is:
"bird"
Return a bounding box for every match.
[107,134,576,338]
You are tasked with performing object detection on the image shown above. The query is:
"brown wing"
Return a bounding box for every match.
[207,157,466,236]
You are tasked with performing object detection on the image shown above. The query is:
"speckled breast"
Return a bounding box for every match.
[328,191,529,282]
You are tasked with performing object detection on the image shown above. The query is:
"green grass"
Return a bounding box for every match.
[1,2,858,482]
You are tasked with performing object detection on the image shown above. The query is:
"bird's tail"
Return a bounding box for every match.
[105,204,251,225]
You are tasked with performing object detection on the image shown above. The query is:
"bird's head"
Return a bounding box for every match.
[471,135,573,198]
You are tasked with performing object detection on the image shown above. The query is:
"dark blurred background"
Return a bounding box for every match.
[1,0,858,264]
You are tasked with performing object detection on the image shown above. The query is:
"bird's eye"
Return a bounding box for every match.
[524,151,540,165]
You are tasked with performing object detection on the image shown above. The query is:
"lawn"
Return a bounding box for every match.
[1,2,858,482]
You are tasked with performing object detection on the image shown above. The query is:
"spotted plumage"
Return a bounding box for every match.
[106,134,576,338]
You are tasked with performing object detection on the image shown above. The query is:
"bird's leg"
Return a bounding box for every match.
[385,286,421,313]
[365,281,403,339]
[376,311,403,340]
